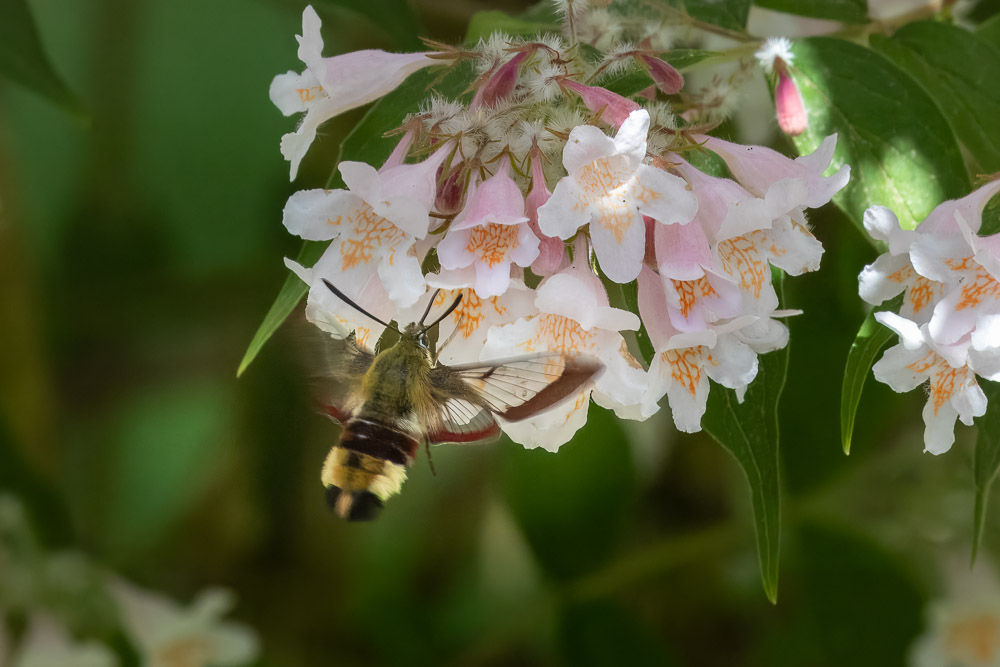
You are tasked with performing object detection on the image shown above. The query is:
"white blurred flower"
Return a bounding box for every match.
[8,615,117,667]
[911,561,1000,667]
[111,579,257,667]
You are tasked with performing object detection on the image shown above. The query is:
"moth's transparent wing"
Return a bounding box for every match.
[301,326,375,423]
[426,353,601,444]
[427,397,502,444]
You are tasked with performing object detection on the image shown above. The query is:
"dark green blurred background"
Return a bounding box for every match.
[0,1,992,665]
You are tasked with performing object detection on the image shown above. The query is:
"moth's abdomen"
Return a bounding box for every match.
[321,418,419,521]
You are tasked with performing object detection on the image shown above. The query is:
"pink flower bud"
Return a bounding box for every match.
[561,79,641,129]
[471,51,527,110]
[636,54,684,95]
[526,153,567,276]
[435,167,467,216]
[775,62,807,136]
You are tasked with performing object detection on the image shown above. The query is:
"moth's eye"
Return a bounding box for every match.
[418,332,429,348]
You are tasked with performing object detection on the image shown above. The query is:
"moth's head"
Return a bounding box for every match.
[325,485,383,522]
[403,322,431,349]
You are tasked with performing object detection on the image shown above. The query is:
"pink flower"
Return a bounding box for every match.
[538,109,698,283]
[560,79,642,129]
[437,158,540,297]
[872,311,985,455]
[637,266,787,431]
[400,267,536,366]
[774,65,807,136]
[525,150,567,276]
[700,134,849,210]
[269,6,445,180]
[634,53,684,95]
[283,149,448,322]
[755,38,807,136]
[860,180,1000,454]
[471,51,527,109]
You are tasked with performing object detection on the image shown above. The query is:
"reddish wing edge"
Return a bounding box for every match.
[425,420,502,445]
[319,404,351,423]
[500,355,602,421]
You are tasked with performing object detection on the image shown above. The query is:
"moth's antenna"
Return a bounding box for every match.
[433,312,464,362]
[417,288,442,326]
[421,294,463,332]
[321,280,399,332]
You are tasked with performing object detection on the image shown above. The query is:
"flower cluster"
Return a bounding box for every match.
[860,180,1000,454]
[272,4,848,449]
[0,496,257,667]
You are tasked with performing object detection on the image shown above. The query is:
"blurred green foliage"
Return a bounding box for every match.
[3,0,1000,665]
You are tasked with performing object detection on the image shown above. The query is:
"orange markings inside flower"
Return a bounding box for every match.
[465,223,519,268]
[576,155,633,207]
[906,350,969,415]
[663,347,704,396]
[718,234,767,298]
[338,204,406,270]
[945,256,976,272]
[945,612,1000,664]
[595,198,634,243]
[433,288,507,339]
[956,267,1000,311]
[672,277,719,319]
[887,264,913,284]
[907,276,940,314]
[296,86,323,102]
[536,313,594,355]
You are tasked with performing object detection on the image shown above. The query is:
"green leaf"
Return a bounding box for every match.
[702,274,787,603]
[236,242,325,378]
[237,63,476,376]
[789,37,969,232]
[871,22,1000,173]
[465,9,559,43]
[317,0,424,50]
[619,282,654,366]
[753,0,868,24]
[840,294,903,455]
[981,189,1000,236]
[979,13,1000,50]
[758,521,925,667]
[502,407,635,582]
[0,0,86,117]
[973,380,1000,564]
[664,48,722,70]
[676,0,751,31]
